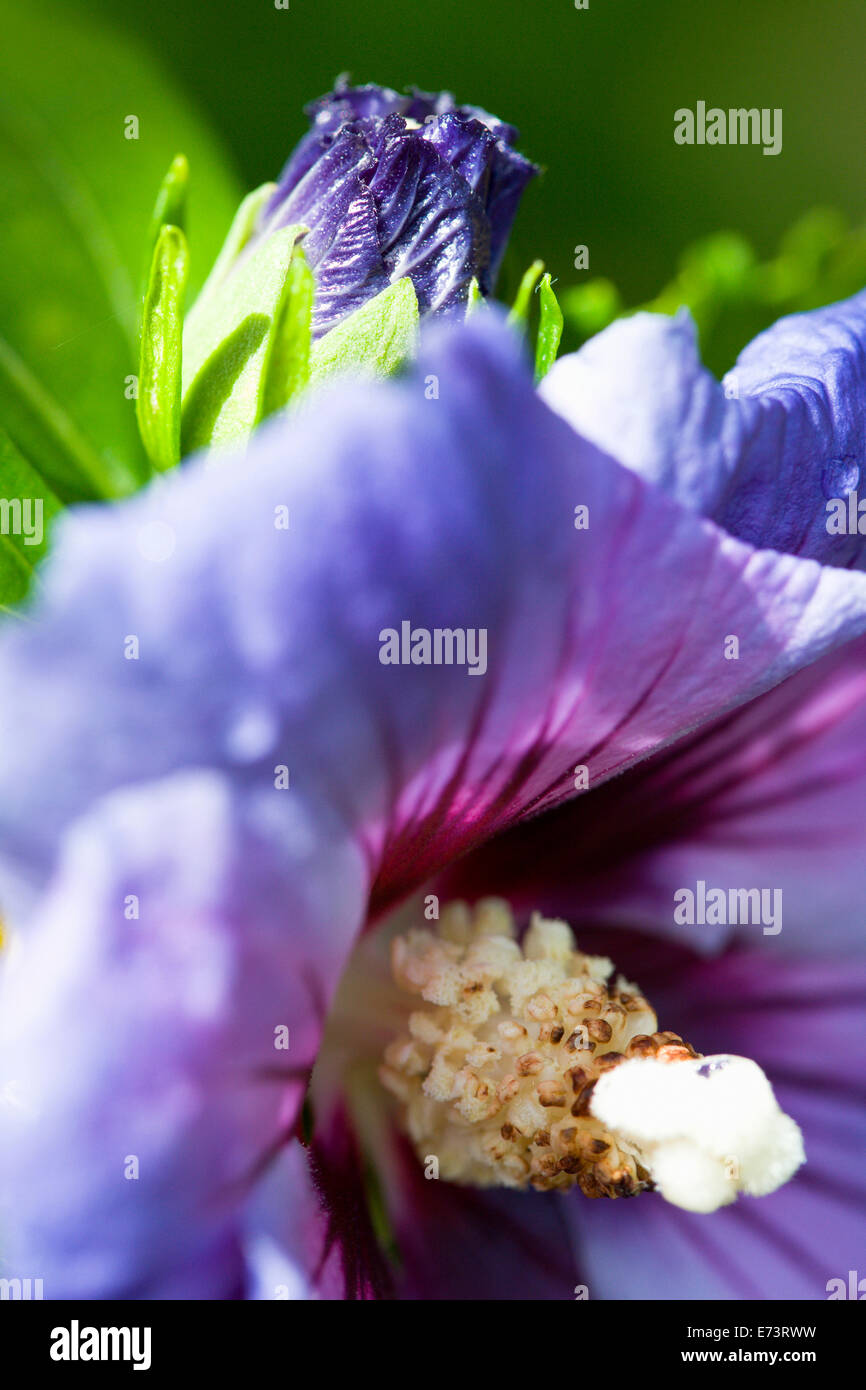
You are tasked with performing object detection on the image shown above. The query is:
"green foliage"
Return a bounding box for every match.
[0,431,62,614]
[0,0,240,607]
[562,208,866,376]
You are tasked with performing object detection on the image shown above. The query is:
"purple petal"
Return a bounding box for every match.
[562,937,866,1299]
[0,773,365,1298]
[243,1140,348,1300]
[387,1132,579,1299]
[416,111,536,279]
[243,1118,579,1300]
[440,635,866,956]
[2,315,866,929]
[420,112,498,198]
[541,293,866,567]
[306,81,410,129]
[483,145,538,282]
[269,84,409,201]
[368,126,490,308]
[4,314,866,1298]
[259,127,389,337]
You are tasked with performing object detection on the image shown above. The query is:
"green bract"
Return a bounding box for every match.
[534,273,564,383]
[260,250,315,418]
[137,225,189,473]
[507,259,545,327]
[504,261,563,380]
[168,185,423,455]
[181,219,308,450]
[143,154,189,291]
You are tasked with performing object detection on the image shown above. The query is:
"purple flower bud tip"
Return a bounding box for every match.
[258,79,538,336]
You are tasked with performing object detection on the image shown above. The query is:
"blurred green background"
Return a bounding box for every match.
[77,0,866,311]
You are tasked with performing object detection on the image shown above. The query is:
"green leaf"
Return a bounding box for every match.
[534,274,564,382]
[0,428,62,612]
[309,278,419,384]
[0,0,241,500]
[0,335,124,503]
[137,225,189,472]
[181,224,305,449]
[260,247,314,418]
[507,260,545,327]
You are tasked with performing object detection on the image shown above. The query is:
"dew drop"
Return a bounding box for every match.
[696,1056,731,1080]
[820,456,859,501]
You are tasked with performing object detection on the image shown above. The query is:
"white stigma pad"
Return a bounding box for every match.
[590,1053,805,1213]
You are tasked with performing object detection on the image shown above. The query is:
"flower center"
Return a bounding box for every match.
[380,899,804,1211]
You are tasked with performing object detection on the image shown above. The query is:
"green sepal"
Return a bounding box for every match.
[508,260,545,326]
[534,274,564,382]
[0,427,63,613]
[181,223,305,449]
[309,277,419,384]
[136,223,189,472]
[260,246,314,418]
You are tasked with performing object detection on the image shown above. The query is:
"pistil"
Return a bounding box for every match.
[380,899,804,1211]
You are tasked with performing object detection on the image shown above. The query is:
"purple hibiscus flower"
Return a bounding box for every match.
[0,298,865,1300]
[251,80,538,335]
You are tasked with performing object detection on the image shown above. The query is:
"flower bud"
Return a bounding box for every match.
[176,83,537,452]
[256,80,538,335]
